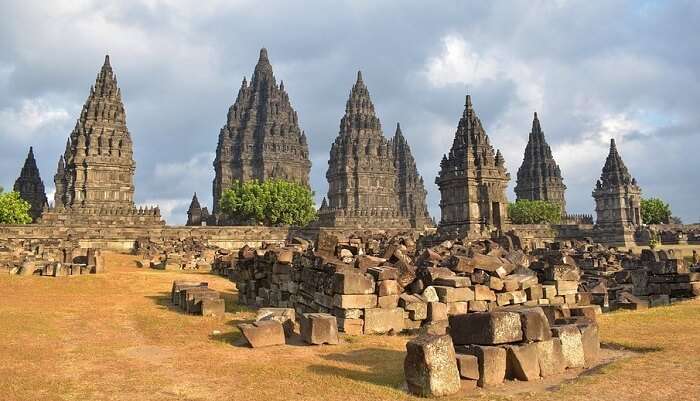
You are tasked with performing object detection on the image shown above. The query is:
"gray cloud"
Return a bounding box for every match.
[0,0,698,223]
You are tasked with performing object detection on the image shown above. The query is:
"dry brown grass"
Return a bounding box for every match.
[0,252,698,401]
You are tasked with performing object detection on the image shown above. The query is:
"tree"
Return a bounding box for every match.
[508,200,562,224]
[641,198,671,225]
[219,179,317,226]
[0,190,32,224]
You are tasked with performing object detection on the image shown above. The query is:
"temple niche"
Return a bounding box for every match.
[13,146,48,222]
[319,71,430,228]
[435,94,510,238]
[211,48,311,224]
[592,138,642,246]
[42,55,162,226]
[514,112,567,214]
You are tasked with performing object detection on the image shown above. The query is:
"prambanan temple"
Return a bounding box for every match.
[12,50,647,246]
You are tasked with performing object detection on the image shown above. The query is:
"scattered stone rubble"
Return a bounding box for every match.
[134,237,218,272]
[0,240,105,276]
[170,280,225,316]
[404,306,600,396]
[226,232,591,336]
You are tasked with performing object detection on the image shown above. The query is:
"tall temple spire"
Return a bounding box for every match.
[44,55,162,226]
[436,93,510,236]
[13,146,48,221]
[592,138,642,245]
[212,48,311,222]
[514,112,567,213]
[391,122,432,228]
[320,71,410,228]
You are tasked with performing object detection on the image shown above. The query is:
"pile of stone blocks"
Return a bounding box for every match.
[238,307,339,348]
[170,280,225,316]
[1,241,106,277]
[231,233,586,336]
[134,237,218,272]
[404,306,600,396]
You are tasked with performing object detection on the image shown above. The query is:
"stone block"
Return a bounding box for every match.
[433,276,471,288]
[543,284,557,299]
[455,353,479,380]
[510,290,527,304]
[569,305,601,322]
[404,334,461,397]
[468,300,489,312]
[496,292,513,306]
[377,280,400,296]
[434,286,474,303]
[550,280,578,296]
[578,323,600,367]
[367,265,398,281]
[337,318,363,335]
[648,294,670,307]
[505,343,540,381]
[545,264,580,281]
[421,286,440,302]
[458,345,507,387]
[238,320,286,348]
[516,307,552,342]
[488,276,504,291]
[201,298,225,317]
[333,272,375,295]
[256,307,296,337]
[449,312,523,345]
[535,338,566,377]
[525,284,543,301]
[446,301,468,316]
[551,324,585,368]
[474,285,497,301]
[364,308,404,334]
[427,302,448,322]
[300,313,339,345]
[377,295,399,309]
[332,294,377,309]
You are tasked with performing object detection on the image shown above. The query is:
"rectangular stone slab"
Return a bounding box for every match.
[449,311,523,345]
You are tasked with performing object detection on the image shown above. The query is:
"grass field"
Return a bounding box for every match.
[1,252,698,401]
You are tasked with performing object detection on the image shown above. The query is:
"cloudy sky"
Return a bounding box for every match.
[1,1,698,224]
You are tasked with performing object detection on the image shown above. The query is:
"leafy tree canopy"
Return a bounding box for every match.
[641,198,672,225]
[0,190,32,224]
[508,200,562,224]
[220,179,317,226]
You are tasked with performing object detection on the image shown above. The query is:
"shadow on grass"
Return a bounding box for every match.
[601,341,662,353]
[306,348,405,389]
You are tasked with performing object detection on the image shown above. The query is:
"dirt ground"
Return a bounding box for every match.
[1,252,698,401]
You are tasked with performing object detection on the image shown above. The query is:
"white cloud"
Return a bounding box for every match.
[154,152,214,180]
[139,197,189,223]
[0,98,72,139]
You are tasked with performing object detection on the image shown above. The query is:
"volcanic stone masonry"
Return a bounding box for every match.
[319,71,429,229]
[514,113,567,214]
[592,139,642,247]
[436,95,510,238]
[186,192,209,226]
[211,48,311,224]
[41,55,162,226]
[13,146,48,222]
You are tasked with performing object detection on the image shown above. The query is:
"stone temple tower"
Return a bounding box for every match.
[514,112,567,213]
[390,123,432,228]
[436,94,510,238]
[319,71,410,228]
[592,138,642,246]
[212,48,311,222]
[13,146,48,222]
[43,55,162,225]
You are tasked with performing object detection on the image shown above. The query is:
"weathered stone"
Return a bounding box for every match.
[18,261,37,276]
[505,343,541,381]
[300,313,339,345]
[577,323,600,367]
[458,345,507,387]
[238,320,286,348]
[332,294,377,309]
[455,353,480,380]
[535,338,566,377]
[377,295,399,309]
[13,147,47,221]
[516,307,552,342]
[433,276,471,288]
[377,280,401,296]
[364,308,404,334]
[333,272,375,295]
[337,318,363,335]
[367,265,398,281]
[201,298,225,317]
[404,334,461,397]
[449,312,523,345]
[446,302,469,316]
[256,307,296,337]
[474,285,497,301]
[434,286,474,303]
[552,324,585,368]
[427,302,448,322]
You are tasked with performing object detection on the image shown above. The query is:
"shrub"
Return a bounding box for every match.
[0,190,32,224]
[508,200,562,224]
[641,198,671,225]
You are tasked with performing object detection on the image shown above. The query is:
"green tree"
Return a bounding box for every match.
[641,198,672,225]
[0,190,32,224]
[219,179,317,226]
[508,200,562,224]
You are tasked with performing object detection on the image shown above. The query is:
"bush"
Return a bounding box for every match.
[219,179,317,226]
[641,198,671,225]
[0,190,32,224]
[508,200,562,224]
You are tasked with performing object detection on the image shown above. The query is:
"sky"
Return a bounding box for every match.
[1,0,699,225]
